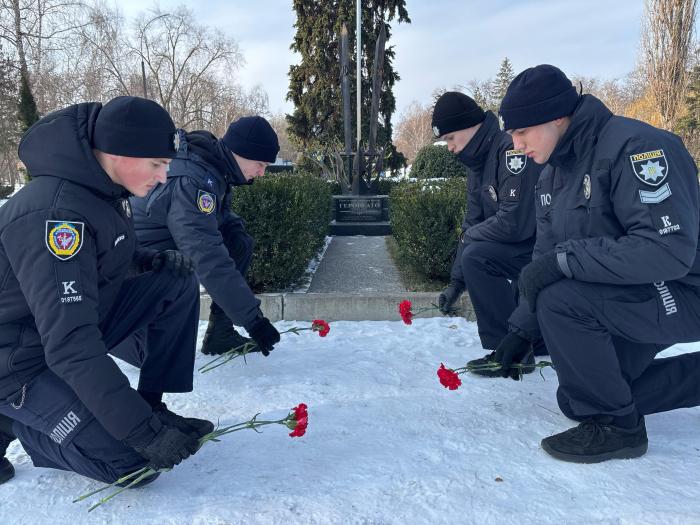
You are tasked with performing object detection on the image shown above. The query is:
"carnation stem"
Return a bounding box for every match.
[72,466,150,503]
[198,327,315,373]
[458,359,554,380]
[75,413,293,511]
[87,467,158,512]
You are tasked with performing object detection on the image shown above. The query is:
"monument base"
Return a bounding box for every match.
[331,195,391,236]
[329,220,391,236]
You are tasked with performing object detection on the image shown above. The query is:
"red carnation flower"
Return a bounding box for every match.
[437,363,462,390]
[289,403,309,438]
[311,320,331,337]
[398,300,413,325]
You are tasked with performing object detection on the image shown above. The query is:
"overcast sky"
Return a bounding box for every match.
[117,0,648,118]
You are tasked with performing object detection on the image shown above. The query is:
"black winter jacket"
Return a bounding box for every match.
[509,95,700,341]
[0,103,157,441]
[130,131,261,328]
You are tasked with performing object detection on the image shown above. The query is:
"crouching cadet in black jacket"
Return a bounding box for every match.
[0,96,212,485]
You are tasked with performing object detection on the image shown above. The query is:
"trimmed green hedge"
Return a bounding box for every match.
[389,178,467,281]
[232,174,331,292]
[411,144,468,179]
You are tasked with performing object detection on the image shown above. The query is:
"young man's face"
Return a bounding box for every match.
[110,156,171,197]
[509,118,568,164]
[442,124,482,154]
[233,153,270,181]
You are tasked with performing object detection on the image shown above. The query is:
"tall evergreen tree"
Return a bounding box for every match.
[490,57,514,110]
[0,46,20,187]
[677,65,700,133]
[18,73,39,133]
[287,0,410,171]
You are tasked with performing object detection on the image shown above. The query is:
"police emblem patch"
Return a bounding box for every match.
[46,221,84,260]
[630,149,668,186]
[488,185,498,202]
[583,174,591,200]
[197,190,216,214]
[505,149,527,175]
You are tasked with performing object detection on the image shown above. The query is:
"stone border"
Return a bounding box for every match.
[199,292,475,322]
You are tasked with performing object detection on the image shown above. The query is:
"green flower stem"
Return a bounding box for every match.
[72,466,151,503]
[409,303,461,319]
[454,360,555,380]
[76,413,293,511]
[87,467,160,512]
[198,327,312,373]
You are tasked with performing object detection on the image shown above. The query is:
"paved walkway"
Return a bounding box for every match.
[307,236,406,294]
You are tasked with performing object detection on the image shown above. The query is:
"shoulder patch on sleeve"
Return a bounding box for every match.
[197,190,216,214]
[639,182,672,204]
[505,149,527,175]
[630,149,668,186]
[45,221,84,260]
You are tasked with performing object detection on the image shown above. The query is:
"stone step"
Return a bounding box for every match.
[200,292,475,322]
[329,221,391,236]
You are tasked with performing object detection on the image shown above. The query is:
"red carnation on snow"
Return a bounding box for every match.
[311,319,331,337]
[437,363,462,390]
[288,403,309,437]
[398,300,413,325]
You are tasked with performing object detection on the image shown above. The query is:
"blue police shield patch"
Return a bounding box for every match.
[45,221,84,260]
[197,190,216,214]
[505,149,527,175]
[630,149,668,186]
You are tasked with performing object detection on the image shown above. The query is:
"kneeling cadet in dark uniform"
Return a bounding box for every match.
[131,116,281,357]
[431,92,544,374]
[495,65,700,463]
[0,97,213,485]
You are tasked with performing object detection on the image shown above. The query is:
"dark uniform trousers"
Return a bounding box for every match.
[537,279,700,421]
[0,270,199,483]
[209,225,254,319]
[456,239,534,350]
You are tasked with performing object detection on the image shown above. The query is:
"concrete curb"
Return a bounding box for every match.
[200,292,475,322]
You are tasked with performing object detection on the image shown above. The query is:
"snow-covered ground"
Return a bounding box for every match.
[3,318,700,524]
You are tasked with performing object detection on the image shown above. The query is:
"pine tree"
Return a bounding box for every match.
[490,57,515,110]
[18,73,39,133]
[676,65,700,163]
[0,46,20,187]
[286,0,410,170]
[677,65,700,133]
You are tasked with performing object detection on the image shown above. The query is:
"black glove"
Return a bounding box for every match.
[128,424,200,471]
[438,280,465,315]
[494,332,533,380]
[518,251,565,312]
[152,250,195,277]
[246,314,280,356]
